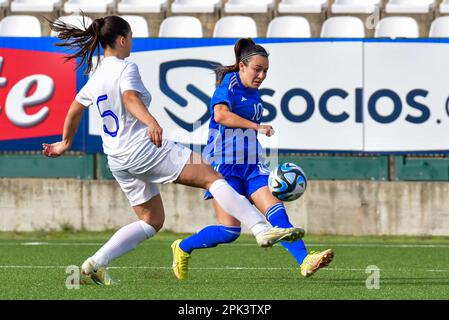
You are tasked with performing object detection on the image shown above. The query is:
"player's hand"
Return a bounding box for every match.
[257,124,275,137]
[147,122,163,148]
[42,142,68,158]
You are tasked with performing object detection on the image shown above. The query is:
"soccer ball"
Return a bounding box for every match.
[268,162,307,202]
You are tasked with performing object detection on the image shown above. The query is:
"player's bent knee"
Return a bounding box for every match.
[151,220,164,232]
[138,213,164,231]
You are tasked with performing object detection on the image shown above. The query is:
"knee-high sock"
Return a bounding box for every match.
[266,203,308,265]
[179,225,241,254]
[92,220,156,267]
[209,179,268,236]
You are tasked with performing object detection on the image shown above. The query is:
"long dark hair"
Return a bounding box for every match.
[48,15,131,74]
[215,38,269,85]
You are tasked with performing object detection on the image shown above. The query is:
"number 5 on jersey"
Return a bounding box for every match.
[96,94,119,137]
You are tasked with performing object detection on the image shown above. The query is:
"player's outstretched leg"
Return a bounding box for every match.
[175,156,306,249]
[170,224,305,280]
[171,225,241,280]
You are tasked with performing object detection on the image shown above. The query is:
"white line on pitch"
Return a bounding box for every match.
[0,265,366,271]
[0,242,104,246]
[0,265,447,272]
[0,242,448,248]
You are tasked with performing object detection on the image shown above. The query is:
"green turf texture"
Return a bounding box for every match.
[1,231,449,300]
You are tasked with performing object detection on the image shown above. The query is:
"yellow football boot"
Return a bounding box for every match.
[300,249,334,277]
[171,239,190,280]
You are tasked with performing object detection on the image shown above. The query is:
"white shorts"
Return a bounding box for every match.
[111,140,192,206]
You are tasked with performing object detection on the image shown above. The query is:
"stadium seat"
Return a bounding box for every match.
[429,16,449,37]
[120,15,149,37]
[266,16,311,37]
[385,0,435,14]
[278,0,328,14]
[440,0,449,14]
[50,15,93,37]
[158,16,203,37]
[0,0,8,17]
[374,16,419,38]
[0,15,42,36]
[321,16,365,37]
[171,0,221,13]
[64,0,115,14]
[10,0,62,12]
[224,0,275,13]
[213,16,257,37]
[117,0,169,13]
[332,0,381,14]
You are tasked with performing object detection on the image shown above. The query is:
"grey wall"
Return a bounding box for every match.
[1,179,448,236]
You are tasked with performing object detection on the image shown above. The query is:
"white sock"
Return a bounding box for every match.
[92,220,156,267]
[209,179,268,236]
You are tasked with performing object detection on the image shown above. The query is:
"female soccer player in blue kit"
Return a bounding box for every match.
[171,38,334,280]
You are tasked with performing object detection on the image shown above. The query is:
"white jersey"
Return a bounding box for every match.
[76,56,155,171]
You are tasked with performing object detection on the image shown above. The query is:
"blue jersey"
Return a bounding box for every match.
[204,72,264,165]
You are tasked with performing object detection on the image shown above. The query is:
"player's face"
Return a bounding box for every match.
[239,55,269,89]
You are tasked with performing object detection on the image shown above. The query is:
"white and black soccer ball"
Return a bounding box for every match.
[268,162,307,202]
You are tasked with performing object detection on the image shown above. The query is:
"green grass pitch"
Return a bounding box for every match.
[1,231,449,300]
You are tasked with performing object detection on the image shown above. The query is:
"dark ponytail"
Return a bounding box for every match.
[48,14,131,74]
[215,38,269,85]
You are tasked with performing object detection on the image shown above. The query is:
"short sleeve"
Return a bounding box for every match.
[120,62,146,94]
[210,83,232,111]
[75,84,93,107]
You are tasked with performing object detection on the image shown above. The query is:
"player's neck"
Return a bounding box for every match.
[104,48,127,60]
[237,71,250,88]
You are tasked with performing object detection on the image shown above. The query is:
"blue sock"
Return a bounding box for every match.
[179,225,241,254]
[266,203,308,265]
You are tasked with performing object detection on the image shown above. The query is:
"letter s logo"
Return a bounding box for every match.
[159,59,220,132]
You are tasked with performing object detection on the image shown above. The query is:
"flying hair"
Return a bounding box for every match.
[47,14,131,74]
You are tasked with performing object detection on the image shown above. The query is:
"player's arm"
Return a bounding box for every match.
[42,100,85,157]
[213,104,274,137]
[122,90,163,147]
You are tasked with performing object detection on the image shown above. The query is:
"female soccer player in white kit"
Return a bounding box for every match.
[42,15,305,285]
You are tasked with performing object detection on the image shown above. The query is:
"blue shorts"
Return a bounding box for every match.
[204,163,271,200]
